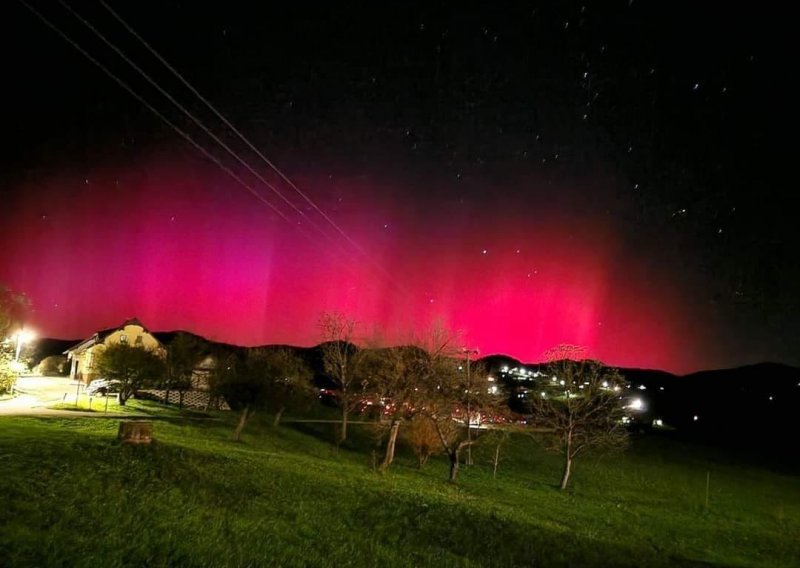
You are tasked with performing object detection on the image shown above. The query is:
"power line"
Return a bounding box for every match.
[99,0,373,260]
[57,0,342,249]
[19,0,408,295]
[15,0,294,227]
[95,1,405,289]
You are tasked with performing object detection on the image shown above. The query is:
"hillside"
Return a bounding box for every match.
[1,409,798,567]
[31,335,800,459]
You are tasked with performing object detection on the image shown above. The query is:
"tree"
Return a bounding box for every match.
[0,285,29,339]
[361,343,428,471]
[163,333,206,406]
[95,343,165,405]
[318,312,369,444]
[0,285,30,395]
[482,425,519,480]
[212,347,313,441]
[0,343,15,395]
[527,345,629,490]
[38,355,68,376]
[410,325,496,482]
[402,415,439,468]
[211,350,255,441]
[254,347,314,427]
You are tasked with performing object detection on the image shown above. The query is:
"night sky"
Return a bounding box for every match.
[1,1,795,374]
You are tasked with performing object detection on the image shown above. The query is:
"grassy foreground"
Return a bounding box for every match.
[46,397,203,417]
[0,409,798,567]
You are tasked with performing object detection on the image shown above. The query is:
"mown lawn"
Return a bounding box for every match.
[0,409,797,567]
[47,397,206,418]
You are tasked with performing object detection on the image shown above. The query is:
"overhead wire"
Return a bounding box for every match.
[15,0,295,227]
[19,0,408,295]
[99,0,372,261]
[56,0,342,249]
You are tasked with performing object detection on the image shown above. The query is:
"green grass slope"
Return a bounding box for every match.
[0,409,798,567]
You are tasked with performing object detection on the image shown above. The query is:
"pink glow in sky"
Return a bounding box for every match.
[0,155,701,373]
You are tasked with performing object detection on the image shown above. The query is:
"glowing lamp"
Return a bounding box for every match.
[628,398,644,411]
[12,329,36,362]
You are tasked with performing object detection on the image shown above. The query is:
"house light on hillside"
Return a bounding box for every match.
[627,398,645,411]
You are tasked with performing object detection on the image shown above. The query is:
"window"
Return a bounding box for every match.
[120,334,127,343]
[135,335,143,346]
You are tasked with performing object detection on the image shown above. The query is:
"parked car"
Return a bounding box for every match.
[85,378,122,396]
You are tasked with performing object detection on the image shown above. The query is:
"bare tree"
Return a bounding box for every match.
[412,325,495,482]
[318,312,368,444]
[528,345,629,490]
[477,385,517,479]
[483,425,519,480]
[362,343,429,471]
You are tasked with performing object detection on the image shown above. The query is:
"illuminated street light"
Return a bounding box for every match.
[13,329,36,362]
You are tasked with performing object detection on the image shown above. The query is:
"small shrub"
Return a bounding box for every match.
[403,416,439,468]
[38,355,68,376]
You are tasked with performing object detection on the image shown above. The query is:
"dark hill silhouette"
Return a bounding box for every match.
[32,334,799,461]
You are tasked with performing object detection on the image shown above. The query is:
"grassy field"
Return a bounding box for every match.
[47,397,204,417]
[0,406,798,567]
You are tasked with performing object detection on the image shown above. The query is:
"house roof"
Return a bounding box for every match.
[63,318,159,355]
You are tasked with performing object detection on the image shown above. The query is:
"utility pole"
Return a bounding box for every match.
[462,347,479,466]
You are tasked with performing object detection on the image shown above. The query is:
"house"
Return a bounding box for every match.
[64,318,164,383]
[190,354,216,390]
